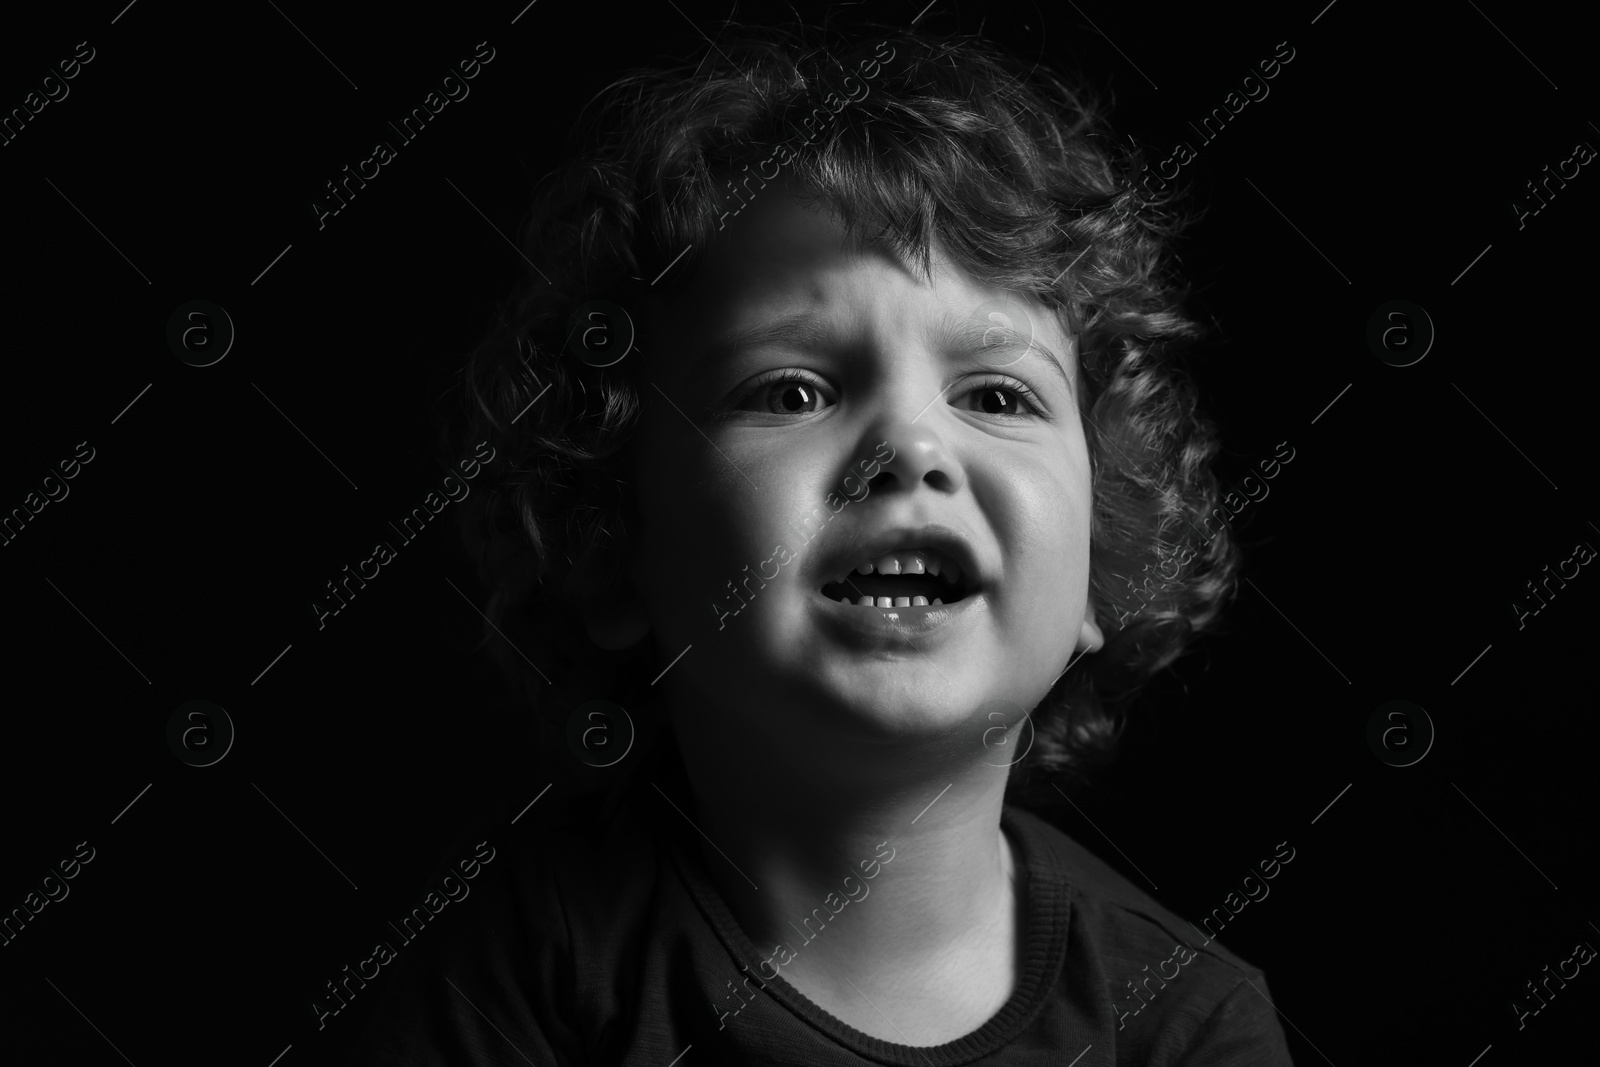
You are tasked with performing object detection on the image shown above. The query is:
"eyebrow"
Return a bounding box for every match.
[933,308,1074,399]
[691,315,836,382]
[690,307,1074,397]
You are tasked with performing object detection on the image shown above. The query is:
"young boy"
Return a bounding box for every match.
[347,19,1293,1065]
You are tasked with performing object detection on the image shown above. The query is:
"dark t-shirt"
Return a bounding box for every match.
[345,740,1294,1066]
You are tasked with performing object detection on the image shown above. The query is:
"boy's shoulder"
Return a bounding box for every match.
[1004,804,1264,979]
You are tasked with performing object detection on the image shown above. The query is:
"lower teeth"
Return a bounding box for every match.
[836,595,944,607]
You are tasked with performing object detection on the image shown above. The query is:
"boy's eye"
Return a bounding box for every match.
[729,372,1046,418]
[734,371,834,415]
[956,377,1046,418]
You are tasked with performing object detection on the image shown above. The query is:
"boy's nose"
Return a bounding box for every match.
[861,415,965,496]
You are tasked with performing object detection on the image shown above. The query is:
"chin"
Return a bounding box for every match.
[820,669,991,738]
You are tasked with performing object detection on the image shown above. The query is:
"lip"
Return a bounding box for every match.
[810,585,985,646]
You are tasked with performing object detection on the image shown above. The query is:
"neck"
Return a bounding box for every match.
[660,692,1020,994]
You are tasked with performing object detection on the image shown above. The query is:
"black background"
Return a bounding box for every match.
[1,1,1596,1064]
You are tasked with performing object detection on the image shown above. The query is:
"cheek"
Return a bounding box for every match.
[985,440,1093,621]
[629,413,823,624]
[631,433,737,605]
[1056,429,1095,584]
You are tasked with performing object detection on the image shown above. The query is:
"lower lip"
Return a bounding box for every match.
[811,587,984,645]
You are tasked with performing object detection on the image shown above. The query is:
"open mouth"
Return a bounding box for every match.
[820,569,974,608]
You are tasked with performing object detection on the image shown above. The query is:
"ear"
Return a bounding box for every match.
[1078,610,1105,654]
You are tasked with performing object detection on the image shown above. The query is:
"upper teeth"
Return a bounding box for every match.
[837,548,962,586]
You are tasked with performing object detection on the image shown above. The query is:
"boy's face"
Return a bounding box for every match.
[628,190,1097,750]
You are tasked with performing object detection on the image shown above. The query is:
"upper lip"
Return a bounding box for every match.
[818,524,985,591]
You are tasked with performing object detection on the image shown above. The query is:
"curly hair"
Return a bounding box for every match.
[445,18,1241,809]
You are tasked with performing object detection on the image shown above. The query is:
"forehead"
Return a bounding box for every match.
[647,189,1074,377]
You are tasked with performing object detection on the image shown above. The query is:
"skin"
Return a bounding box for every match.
[606,188,1104,1045]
